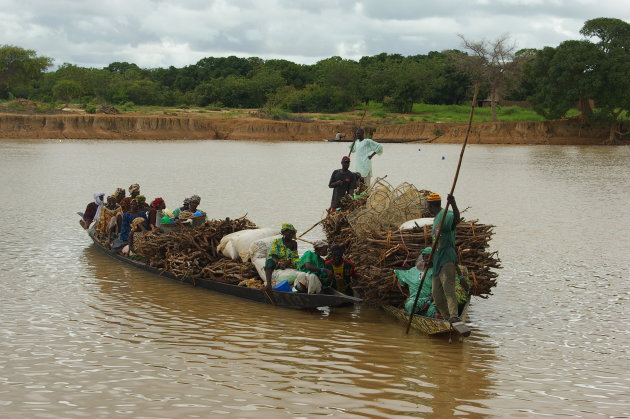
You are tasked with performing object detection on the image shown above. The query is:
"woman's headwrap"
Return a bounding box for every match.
[93,192,105,222]
[313,240,329,249]
[136,195,146,204]
[189,194,201,203]
[151,197,164,209]
[131,217,145,231]
[129,183,140,194]
[280,223,296,233]
[114,187,125,198]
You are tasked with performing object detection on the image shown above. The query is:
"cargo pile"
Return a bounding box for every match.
[322,180,501,306]
[132,216,262,286]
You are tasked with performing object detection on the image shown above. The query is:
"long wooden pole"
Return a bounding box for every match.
[405,84,479,334]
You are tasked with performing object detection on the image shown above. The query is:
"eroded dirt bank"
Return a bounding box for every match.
[0,113,611,144]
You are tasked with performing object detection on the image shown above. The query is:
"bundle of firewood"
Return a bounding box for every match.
[323,192,501,306]
[133,216,261,286]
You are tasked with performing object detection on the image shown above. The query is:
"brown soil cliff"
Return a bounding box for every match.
[0,113,613,144]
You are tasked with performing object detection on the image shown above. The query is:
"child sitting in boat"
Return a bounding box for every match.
[324,244,358,296]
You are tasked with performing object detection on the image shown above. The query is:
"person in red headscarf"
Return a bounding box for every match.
[147,197,166,230]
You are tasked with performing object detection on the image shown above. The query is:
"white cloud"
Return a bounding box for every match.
[0,0,628,68]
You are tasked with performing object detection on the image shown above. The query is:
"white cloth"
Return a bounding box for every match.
[93,192,105,223]
[350,138,383,177]
[294,272,322,294]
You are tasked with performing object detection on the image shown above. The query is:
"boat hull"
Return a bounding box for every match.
[382,299,471,335]
[88,233,362,309]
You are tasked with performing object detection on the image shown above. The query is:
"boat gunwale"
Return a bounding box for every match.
[86,231,362,309]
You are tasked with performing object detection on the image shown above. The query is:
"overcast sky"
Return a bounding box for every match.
[1,0,628,69]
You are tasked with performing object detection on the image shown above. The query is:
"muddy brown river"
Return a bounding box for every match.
[0,140,628,418]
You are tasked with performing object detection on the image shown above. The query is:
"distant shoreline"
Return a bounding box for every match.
[0,112,616,145]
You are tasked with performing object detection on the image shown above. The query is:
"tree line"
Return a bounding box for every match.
[1,17,628,140]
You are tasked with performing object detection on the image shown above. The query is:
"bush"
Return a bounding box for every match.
[85,105,97,114]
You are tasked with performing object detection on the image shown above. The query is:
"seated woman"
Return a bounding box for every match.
[294,240,333,294]
[172,197,190,218]
[324,244,358,295]
[264,223,299,291]
[395,247,439,317]
[94,195,122,244]
[79,192,105,230]
[147,197,166,230]
[111,198,147,254]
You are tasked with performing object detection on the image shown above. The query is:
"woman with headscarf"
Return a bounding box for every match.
[79,192,105,230]
[147,197,166,230]
[94,195,122,243]
[119,184,140,213]
[111,198,147,254]
[295,240,333,294]
[264,223,299,291]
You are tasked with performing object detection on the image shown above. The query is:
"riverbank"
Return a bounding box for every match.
[0,112,615,144]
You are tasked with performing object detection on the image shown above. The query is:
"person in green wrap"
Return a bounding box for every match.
[294,240,332,294]
[427,192,461,323]
[395,247,438,316]
[264,223,299,292]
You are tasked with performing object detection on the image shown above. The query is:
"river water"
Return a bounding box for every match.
[0,139,628,418]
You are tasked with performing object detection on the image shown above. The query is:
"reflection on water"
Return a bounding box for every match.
[0,140,628,417]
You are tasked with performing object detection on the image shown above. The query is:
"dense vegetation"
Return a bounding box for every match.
[1,17,628,140]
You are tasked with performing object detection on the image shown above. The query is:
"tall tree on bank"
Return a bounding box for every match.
[0,45,52,98]
[455,34,517,121]
[526,17,630,143]
[580,17,630,143]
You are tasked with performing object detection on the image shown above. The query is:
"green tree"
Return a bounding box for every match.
[0,45,52,98]
[526,17,630,142]
[580,17,630,142]
[52,79,83,105]
[526,41,602,120]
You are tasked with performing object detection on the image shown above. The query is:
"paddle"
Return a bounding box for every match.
[405,84,479,336]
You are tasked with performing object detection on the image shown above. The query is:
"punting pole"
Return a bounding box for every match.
[405,84,479,336]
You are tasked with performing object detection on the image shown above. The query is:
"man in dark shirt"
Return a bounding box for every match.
[328,156,358,210]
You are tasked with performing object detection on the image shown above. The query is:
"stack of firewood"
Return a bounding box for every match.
[323,192,501,306]
[133,216,261,286]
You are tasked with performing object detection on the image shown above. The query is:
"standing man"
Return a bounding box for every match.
[328,156,358,210]
[349,128,383,187]
[427,192,461,323]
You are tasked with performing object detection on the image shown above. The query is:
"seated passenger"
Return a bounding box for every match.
[94,195,122,243]
[172,197,190,218]
[79,192,105,230]
[123,217,149,256]
[147,197,166,230]
[120,183,140,213]
[135,195,150,212]
[294,240,333,294]
[324,244,358,295]
[395,247,438,317]
[111,198,147,254]
[264,223,299,291]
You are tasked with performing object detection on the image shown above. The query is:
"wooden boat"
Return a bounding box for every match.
[382,297,471,335]
[87,232,362,309]
[325,138,429,143]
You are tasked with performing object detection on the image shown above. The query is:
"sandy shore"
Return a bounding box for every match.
[0,112,614,145]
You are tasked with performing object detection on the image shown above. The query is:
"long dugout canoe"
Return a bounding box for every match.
[87,232,362,310]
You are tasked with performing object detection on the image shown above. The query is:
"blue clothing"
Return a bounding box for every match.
[119,212,147,242]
